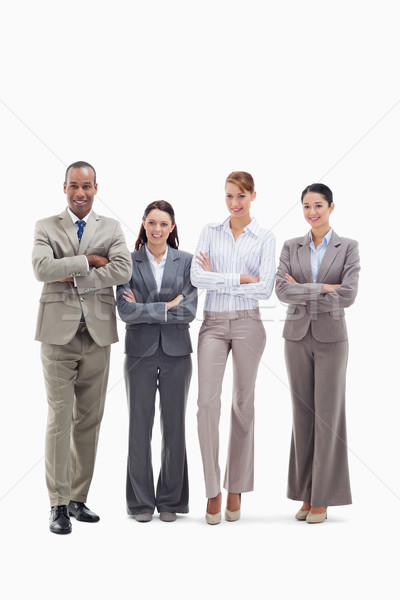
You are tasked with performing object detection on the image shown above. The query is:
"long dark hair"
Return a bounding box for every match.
[301,183,333,206]
[135,200,179,250]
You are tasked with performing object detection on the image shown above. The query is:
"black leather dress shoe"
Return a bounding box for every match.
[49,505,72,534]
[68,501,100,522]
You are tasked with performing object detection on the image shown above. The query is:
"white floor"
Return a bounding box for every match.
[2,340,398,599]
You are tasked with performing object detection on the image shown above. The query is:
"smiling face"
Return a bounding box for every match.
[143,209,175,251]
[225,182,255,222]
[302,192,334,232]
[64,166,97,219]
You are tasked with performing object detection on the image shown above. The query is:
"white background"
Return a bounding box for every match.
[1,1,399,598]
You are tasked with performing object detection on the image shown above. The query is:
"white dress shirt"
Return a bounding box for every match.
[145,244,168,320]
[145,244,168,293]
[191,217,276,312]
[309,228,332,282]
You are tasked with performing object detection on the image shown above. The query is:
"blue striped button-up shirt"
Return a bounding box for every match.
[190,217,276,312]
[309,228,333,282]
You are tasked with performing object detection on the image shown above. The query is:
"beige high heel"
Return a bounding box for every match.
[225,493,241,522]
[306,510,327,524]
[205,511,221,525]
[205,494,221,525]
[295,509,310,521]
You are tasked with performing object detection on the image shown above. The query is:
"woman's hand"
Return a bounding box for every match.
[166,294,184,311]
[285,273,298,284]
[123,289,137,303]
[196,251,212,272]
[321,283,341,293]
[240,274,260,284]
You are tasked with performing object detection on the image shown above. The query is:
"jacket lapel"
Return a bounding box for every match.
[135,245,158,296]
[59,209,79,253]
[159,247,179,300]
[78,211,100,255]
[298,233,313,282]
[317,230,342,282]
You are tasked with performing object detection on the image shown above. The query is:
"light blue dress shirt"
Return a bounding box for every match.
[309,228,332,282]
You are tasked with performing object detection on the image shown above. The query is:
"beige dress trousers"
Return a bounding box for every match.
[191,218,276,498]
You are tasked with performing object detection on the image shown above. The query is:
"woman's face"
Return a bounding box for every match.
[302,192,334,230]
[143,209,175,247]
[225,182,255,219]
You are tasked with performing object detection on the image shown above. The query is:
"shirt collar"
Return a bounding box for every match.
[308,227,332,249]
[145,244,168,266]
[67,207,92,224]
[217,216,260,237]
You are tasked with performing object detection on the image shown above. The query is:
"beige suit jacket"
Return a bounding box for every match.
[32,208,132,346]
[275,230,360,342]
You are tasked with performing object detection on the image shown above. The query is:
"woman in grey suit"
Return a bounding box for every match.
[117,201,197,523]
[275,183,360,524]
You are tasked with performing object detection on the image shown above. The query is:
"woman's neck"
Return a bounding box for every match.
[311,225,330,248]
[229,214,252,231]
[146,241,167,264]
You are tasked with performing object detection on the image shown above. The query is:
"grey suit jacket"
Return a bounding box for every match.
[275,230,360,342]
[116,245,198,357]
[32,208,132,346]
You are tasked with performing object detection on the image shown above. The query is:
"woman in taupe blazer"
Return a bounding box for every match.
[116,201,197,523]
[275,183,360,524]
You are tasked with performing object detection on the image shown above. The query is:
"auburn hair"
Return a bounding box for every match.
[225,171,255,193]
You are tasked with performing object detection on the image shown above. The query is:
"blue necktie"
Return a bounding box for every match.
[77,220,86,243]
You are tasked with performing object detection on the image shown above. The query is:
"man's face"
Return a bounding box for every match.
[64,167,97,219]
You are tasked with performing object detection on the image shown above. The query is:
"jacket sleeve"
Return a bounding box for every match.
[32,220,89,282]
[306,240,360,314]
[32,220,132,289]
[116,256,198,325]
[275,242,323,304]
[116,282,167,324]
[166,259,198,323]
[75,221,132,291]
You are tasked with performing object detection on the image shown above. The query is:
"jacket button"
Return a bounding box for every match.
[80,297,85,302]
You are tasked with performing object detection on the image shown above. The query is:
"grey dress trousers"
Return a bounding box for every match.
[117,246,197,515]
[275,230,360,507]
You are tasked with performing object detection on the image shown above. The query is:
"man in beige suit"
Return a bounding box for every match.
[32,161,132,534]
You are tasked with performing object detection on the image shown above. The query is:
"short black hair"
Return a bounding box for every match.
[65,161,96,184]
[301,183,333,206]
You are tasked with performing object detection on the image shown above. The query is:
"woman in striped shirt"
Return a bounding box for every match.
[191,171,276,524]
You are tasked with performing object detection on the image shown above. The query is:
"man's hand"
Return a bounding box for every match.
[86,255,109,268]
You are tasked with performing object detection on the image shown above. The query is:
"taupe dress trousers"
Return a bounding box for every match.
[284,330,351,506]
[197,310,266,498]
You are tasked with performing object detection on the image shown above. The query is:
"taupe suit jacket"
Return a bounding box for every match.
[116,245,197,357]
[32,209,132,346]
[275,230,360,342]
